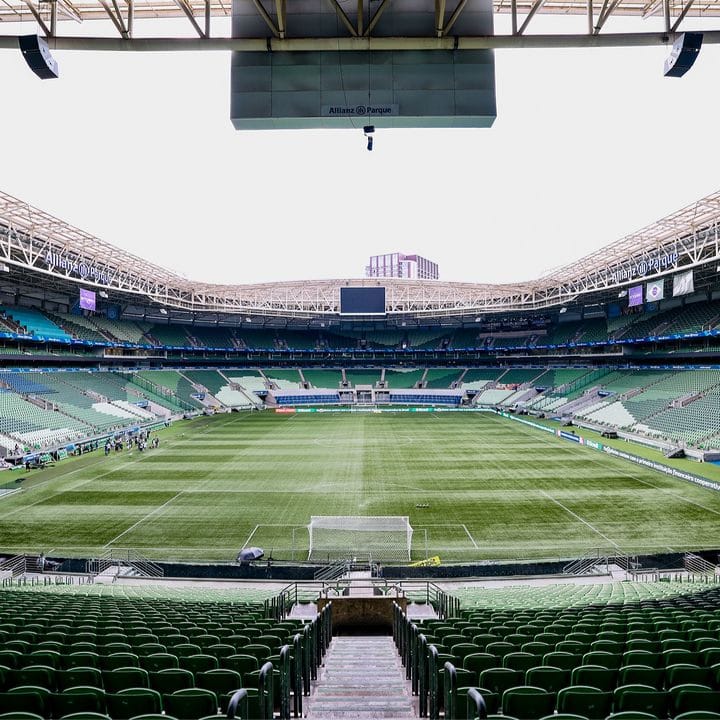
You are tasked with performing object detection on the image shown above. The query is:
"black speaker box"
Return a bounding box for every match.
[664,32,703,78]
[18,35,59,80]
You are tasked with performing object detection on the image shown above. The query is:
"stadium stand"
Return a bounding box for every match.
[264,368,302,389]
[91,317,153,345]
[149,325,192,347]
[136,371,205,410]
[303,369,343,389]
[424,368,464,388]
[189,326,238,348]
[384,368,425,388]
[344,369,381,387]
[1,306,73,342]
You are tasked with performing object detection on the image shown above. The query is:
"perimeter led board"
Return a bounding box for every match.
[231,0,496,129]
[340,287,386,315]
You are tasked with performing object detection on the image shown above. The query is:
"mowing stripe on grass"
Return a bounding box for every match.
[103,490,185,548]
[539,489,621,550]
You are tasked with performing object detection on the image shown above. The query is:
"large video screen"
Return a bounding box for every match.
[628,285,643,308]
[340,287,386,315]
[79,288,96,312]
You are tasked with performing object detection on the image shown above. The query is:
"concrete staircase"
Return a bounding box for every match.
[306,636,416,719]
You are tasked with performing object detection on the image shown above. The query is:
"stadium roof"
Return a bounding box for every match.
[1,0,720,50]
[1,188,719,318]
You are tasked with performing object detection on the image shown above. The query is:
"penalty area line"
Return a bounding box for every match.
[241,525,259,549]
[462,524,479,549]
[539,489,621,550]
[103,491,185,548]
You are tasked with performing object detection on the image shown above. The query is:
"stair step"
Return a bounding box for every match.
[306,635,417,719]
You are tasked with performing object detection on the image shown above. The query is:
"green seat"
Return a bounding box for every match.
[571,664,617,692]
[557,685,613,720]
[57,668,103,691]
[179,654,218,674]
[613,683,668,716]
[9,666,55,692]
[105,689,163,719]
[538,715,589,720]
[502,685,555,720]
[668,664,712,687]
[0,713,45,719]
[56,713,110,719]
[605,712,658,719]
[138,654,178,672]
[674,713,720,719]
[543,651,581,671]
[618,664,664,690]
[100,654,140,671]
[450,643,478,663]
[51,687,107,717]
[102,668,150,693]
[163,688,217,719]
[220,655,258,682]
[672,686,720,716]
[149,669,194,695]
[0,689,48,716]
[478,668,523,696]
[464,653,497,680]
[624,650,662,668]
[171,644,201,658]
[0,652,23,670]
[526,665,570,695]
[241,644,272,665]
[64,654,100,670]
[196,669,242,702]
[582,651,622,670]
[503,652,539,673]
[27,651,61,669]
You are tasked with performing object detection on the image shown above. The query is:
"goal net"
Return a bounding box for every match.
[307,515,413,563]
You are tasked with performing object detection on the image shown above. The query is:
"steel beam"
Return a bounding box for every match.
[0,31,716,50]
[671,0,696,31]
[250,0,279,37]
[20,0,51,37]
[518,0,546,34]
[364,0,391,36]
[326,0,358,36]
[274,0,285,38]
[172,0,205,37]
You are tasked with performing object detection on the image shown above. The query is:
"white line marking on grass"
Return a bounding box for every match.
[539,489,622,550]
[103,491,185,548]
[462,524,479,549]
[241,525,259,549]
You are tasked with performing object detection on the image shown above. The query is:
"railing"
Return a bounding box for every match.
[257,661,274,720]
[467,687,489,719]
[86,548,163,578]
[0,554,27,578]
[563,548,608,575]
[314,558,350,582]
[685,552,717,577]
[226,688,249,719]
[444,661,457,720]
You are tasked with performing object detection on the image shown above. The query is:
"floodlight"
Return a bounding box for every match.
[99,290,108,298]
[664,32,703,77]
[159,308,168,315]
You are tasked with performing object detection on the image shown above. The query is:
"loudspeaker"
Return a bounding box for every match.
[664,32,703,78]
[18,35,59,80]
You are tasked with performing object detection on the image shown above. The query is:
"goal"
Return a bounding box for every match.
[307,515,413,563]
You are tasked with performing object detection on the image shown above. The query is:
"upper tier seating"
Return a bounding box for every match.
[302,369,342,388]
[2,306,73,342]
[92,317,152,345]
[344,370,381,387]
[424,369,464,388]
[264,369,302,389]
[149,325,191,347]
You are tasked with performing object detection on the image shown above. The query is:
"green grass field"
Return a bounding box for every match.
[1,410,720,564]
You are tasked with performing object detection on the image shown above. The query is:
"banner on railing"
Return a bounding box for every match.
[409,555,441,567]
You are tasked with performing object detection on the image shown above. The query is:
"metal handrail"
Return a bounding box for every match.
[466,688,488,720]
[444,661,457,720]
[279,644,291,720]
[258,661,274,720]
[226,688,249,719]
[418,633,428,717]
[428,644,440,720]
[293,632,303,717]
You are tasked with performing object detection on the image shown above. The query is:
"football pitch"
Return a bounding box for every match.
[1,410,720,564]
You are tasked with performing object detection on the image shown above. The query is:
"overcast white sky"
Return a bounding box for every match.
[2,13,719,286]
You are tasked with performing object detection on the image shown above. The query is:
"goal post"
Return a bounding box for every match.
[307,515,413,563]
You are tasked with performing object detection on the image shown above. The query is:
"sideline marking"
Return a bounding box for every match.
[539,488,622,550]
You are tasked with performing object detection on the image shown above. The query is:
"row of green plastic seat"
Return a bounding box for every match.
[453,681,720,720]
[0,685,260,720]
